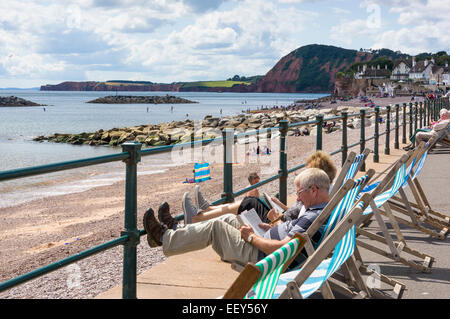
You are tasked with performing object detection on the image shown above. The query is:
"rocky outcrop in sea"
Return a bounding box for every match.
[0,96,44,107]
[87,95,197,104]
[33,105,398,147]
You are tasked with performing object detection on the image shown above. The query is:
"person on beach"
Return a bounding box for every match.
[181,151,337,225]
[403,108,450,151]
[143,168,331,267]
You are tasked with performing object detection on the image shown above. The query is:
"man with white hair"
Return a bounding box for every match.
[143,168,331,266]
[403,108,450,150]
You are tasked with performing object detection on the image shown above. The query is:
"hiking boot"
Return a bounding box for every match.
[194,185,210,211]
[143,208,166,247]
[182,192,198,225]
[158,202,177,230]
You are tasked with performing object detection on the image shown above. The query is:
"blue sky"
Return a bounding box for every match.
[0,0,449,87]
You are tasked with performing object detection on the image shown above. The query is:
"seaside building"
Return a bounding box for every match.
[391,59,412,81]
[442,63,450,86]
[359,64,391,80]
[409,58,435,83]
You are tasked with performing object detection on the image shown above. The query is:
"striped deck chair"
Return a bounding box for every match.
[226,173,404,299]
[222,234,306,299]
[194,162,211,183]
[387,142,449,239]
[354,153,435,273]
[274,193,384,299]
[330,149,371,197]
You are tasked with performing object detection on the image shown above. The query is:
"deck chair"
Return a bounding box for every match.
[354,153,435,273]
[222,233,306,299]
[224,174,404,299]
[386,141,449,239]
[330,148,371,197]
[274,193,380,299]
[427,124,450,153]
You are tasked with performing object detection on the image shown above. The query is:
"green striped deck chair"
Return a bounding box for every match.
[222,233,306,299]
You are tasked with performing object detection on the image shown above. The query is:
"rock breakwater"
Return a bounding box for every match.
[87,95,197,104]
[0,96,44,107]
[33,106,399,147]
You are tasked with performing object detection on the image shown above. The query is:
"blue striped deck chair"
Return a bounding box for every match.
[354,153,435,273]
[387,143,449,239]
[273,193,376,299]
[330,149,371,197]
[194,162,211,183]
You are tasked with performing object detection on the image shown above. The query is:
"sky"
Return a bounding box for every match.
[0,0,449,88]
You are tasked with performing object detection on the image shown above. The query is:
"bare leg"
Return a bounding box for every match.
[192,200,242,223]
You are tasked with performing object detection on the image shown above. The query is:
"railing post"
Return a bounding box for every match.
[121,141,142,299]
[316,114,324,151]
[409,102,413,139]
[279,120,289,205]
[222,128,234,203]
[402,103,407,144]
[427,100,431,125]
[419,101,423,128]
[385,105,391,155]
[414,102,418,132]
[423,100,427,127]
[360,109,366,171]
[374,106,380,163]
[394,104,400,149]
[341,112,348,166]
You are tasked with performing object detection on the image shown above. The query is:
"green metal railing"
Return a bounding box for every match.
[0,97,448,298]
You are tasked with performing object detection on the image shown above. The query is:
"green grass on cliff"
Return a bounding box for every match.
[181,80,251,88]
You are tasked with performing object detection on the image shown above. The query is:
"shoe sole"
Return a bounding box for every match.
[182,192,189,225]
[194,186,200,210]
[143,210,160,248]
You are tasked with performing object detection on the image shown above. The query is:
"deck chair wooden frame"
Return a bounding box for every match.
[330,148,371,197]
[354,153,435,273]
[276,193,391,299]
[386,141,449,239]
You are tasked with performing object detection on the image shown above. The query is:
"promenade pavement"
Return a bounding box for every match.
[97,140,450,299]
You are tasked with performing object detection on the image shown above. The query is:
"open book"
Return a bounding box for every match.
[237,208,266,237]
[262,192,285,215]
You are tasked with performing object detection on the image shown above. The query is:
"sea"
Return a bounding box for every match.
[0,90,328,208]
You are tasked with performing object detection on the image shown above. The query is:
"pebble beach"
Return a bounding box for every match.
[0,95,421,299]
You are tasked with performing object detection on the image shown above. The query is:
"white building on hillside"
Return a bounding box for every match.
[391,59,411,81]
[409,58,435,83]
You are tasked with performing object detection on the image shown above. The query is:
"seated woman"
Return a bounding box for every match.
[403,108,449,151]
[182,151,337,225]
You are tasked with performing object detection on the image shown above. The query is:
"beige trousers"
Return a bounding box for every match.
[162,214,260,266]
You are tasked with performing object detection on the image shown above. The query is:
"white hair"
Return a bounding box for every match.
[294,168,330,192]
